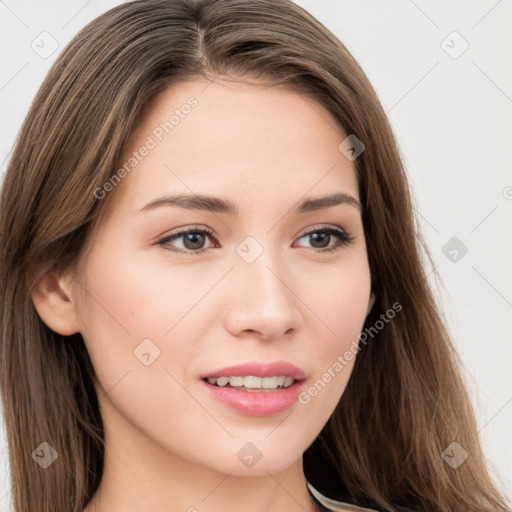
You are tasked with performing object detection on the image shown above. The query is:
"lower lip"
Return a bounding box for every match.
[199,379,305,416]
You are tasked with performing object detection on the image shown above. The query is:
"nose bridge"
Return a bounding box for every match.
[225,238,301,338]
[238,241,290,305]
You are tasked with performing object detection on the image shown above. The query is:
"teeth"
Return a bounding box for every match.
[206,375,296,389]
[216,376,229,386]
[229,376,244,387]
[261,376,279,388]
[244,376,261,388]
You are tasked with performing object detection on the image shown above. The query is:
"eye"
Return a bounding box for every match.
[155,226,218,255]
[293,225,353,253]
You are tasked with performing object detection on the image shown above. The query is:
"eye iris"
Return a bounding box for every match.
[184,232,205,250]
[310,232,330,248]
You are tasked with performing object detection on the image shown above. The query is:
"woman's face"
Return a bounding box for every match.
[74,77,372,477]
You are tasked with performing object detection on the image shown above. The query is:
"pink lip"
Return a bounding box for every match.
[200,360,306,380]
[199,379,306,416]
[199,360,307,416]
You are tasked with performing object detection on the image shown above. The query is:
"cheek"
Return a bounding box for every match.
[76,244,230,407]
[76,248,214,446]
[302,252,371,343]
[79,245,220,342]
[297,258,371,408]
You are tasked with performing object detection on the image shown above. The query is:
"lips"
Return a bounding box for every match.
[200,360,307,381]
[199,360,307,416]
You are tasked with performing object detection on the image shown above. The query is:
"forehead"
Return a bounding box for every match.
[109,77,359,213]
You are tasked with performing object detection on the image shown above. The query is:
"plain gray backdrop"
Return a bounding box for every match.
[0,0,511,509]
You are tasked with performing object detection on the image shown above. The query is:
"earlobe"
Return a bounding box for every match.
[30,269,81,336]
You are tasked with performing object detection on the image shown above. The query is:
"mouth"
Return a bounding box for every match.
[199,361,307,416]
[201,375,301,392]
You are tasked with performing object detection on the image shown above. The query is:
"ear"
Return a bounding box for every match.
[30,268,81,336]
[366,291,375,316]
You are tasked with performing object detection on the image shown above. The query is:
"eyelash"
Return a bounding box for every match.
[155,225,354,255]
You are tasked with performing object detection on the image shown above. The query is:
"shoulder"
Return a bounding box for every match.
[307,480,379,512]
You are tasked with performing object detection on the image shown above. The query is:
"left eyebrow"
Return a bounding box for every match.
[293,193,361,213]
[137,192,361,215]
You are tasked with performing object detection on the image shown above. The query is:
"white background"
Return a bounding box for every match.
[0,0,511,508]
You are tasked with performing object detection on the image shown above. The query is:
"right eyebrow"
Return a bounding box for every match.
[138,194,238,215]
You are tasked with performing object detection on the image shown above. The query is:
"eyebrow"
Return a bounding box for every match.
[138,192,361,215]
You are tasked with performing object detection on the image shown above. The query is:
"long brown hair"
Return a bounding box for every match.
[0,1,509,511]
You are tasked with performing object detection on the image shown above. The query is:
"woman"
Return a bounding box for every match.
[0,1,509,511]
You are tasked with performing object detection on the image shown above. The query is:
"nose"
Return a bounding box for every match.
[223,249,303,341]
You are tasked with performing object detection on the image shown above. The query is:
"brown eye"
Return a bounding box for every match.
[294,226,353,253]
[156,227,217,254]
[181,232,207,250]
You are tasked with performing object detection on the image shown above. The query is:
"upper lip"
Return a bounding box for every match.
[201,360,306,380]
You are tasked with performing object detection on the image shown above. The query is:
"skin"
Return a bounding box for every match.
[32,76,373,512]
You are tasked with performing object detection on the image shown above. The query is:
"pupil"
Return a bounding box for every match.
[310,233,329,248]
[184,232,205,250]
